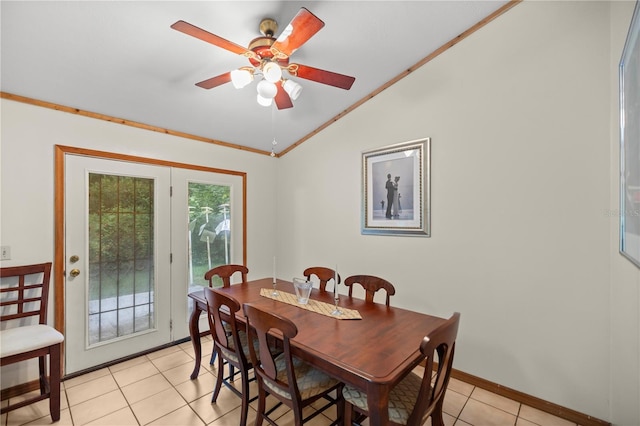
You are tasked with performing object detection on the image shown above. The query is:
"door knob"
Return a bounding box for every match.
[69,268,80,277]
[70,255,79,263]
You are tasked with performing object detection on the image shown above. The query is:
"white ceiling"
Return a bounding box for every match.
[1,1,511,155]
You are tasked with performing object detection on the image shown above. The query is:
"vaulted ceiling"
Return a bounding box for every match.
[1,1,515,156]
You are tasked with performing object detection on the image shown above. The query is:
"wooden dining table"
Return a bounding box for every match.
[188,277,447,426]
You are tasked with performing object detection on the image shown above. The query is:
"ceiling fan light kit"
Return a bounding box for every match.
[230,68,253,89]
[171,7,356,110]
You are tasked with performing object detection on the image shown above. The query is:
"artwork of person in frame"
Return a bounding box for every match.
[372,157,414,221]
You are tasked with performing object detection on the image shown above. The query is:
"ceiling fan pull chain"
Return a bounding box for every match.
[270,105,278,157]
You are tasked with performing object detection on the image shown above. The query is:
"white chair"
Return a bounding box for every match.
[1,262,64,422]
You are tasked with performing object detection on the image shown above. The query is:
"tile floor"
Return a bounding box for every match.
[1,336,578,426]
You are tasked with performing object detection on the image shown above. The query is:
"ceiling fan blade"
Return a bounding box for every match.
[289,64,355,90]
[271,8,325,58]
[195,72,232,89]
[274,82,293,109]
[171,20,257,60]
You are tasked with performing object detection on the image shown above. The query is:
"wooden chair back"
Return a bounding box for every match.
[204,287,246,366]
[409,312,460,425]
[243,303,297,397]
[204,264,248,288]
[303,266,340,292]
[1,262,52,326]
[344,274,396,306]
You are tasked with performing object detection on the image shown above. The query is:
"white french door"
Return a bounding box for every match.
[62,152,245,374]
[170,167,245,338]
[65,155,172,374]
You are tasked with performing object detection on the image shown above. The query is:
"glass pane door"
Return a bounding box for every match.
[88,173,156,344]
[187,182,231,290]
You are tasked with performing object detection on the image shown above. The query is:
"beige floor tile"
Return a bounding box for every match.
[444,412,457,426]
[448,377,475,397]
[68,389,128,425]
[147,405,205,426]
[5,398,55,426]
[112,361,160,388]
[208,404,258,426]
[272,406,334,425]
[174,372,215,403]
[443,389,469,418]
[470,387,520,415]
[129,387,186,425]
[19,407,74,426]
[66,374,119,406]
[109,355,150,373]
[177,340,197,356]
[146,346,181,360]
[121,373,173,405]
[458,398,518,426]
[149,350,193,372]
[189,391,241,424]
[516,418,539,426]
[199,356,215,374]
[64,368,111,389]
[518,405,576,426]
[85,406,139,425]
[161,361,210,386]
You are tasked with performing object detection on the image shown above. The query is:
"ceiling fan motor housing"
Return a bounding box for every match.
[249,19,289,68]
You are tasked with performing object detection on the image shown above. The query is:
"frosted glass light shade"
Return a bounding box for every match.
[230,69,253,89]
[283,79,302,100]
[257,80,277,99]
[256,94,272,107]
[263,62,282,83]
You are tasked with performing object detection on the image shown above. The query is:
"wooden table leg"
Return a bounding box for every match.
[189,302,203,380]
[366,384,389,426]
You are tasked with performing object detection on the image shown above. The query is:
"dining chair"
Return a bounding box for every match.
[204,264,249,366]
[343,274,396,306]
[204,264,249,288]
[0,262,65,422]
[242,302,345,426]
[303,266,341,292]
[342,312,461,426]
[204,287,256,426]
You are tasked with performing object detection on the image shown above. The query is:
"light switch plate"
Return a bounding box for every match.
[1,246,11,260]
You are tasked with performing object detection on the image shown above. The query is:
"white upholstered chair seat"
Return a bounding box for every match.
[1,325,64,358]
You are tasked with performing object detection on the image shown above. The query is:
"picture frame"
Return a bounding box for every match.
[620,0,640,268]
[361,138,430,237]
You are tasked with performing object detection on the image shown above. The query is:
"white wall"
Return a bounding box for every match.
[609,2,640,425]
[276,1,636,422]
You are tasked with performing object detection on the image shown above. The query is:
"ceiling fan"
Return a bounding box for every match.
[171,8,356,109]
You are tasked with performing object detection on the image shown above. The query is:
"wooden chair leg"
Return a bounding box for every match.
[344,401,353,426]
[211,355,225,403]
[49,344,61,422]
[239,369,250,426]
[38,355,47,394]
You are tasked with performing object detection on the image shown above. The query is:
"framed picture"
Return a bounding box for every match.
[361,138,430,236]
[620,0,640,268]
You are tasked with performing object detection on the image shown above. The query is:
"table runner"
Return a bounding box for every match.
[259,288,362,320]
